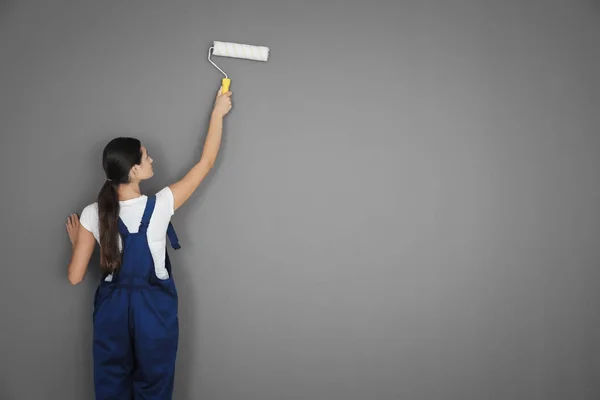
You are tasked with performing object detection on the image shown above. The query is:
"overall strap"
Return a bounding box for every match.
[139,195,156,233]
[117,218,130,235]
[167,222,181,249]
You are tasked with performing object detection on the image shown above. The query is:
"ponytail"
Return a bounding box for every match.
[98,180,121,274]
[98,137,142,274]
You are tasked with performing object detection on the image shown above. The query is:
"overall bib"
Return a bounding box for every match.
[93,195,181,399]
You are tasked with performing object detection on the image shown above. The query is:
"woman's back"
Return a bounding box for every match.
[80,187,175,280]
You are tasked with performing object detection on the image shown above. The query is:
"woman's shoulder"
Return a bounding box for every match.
[80,202,99,233]
[154,186,175,217]
[81,201,98,216]
[155,186,173,198]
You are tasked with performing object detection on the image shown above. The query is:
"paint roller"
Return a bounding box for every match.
[208,41,270,93]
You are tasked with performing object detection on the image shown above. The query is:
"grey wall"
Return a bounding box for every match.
[1,0,599,399]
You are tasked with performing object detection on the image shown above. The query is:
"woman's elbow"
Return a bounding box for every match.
[68,270,83,285]
[200,156,216,171]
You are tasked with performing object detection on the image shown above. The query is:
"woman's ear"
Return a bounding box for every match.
[129,166,138,180]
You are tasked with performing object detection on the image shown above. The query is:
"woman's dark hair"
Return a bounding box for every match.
[98,137,142,274]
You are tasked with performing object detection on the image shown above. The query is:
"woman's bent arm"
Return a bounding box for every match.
[66,214,95,285]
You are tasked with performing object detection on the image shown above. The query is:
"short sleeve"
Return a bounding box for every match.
[155,186,175,217]
[80,202,99,235]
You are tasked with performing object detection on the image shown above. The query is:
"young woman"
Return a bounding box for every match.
[65,87,232,399]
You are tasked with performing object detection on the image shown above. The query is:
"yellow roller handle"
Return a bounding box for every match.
[221,78,231,94]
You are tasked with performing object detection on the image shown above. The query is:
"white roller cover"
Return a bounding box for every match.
[212,41,269,62]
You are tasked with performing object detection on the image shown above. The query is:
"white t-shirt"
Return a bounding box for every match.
[80,187,175,281]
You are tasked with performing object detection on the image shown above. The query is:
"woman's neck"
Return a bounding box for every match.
[117,182,142,201]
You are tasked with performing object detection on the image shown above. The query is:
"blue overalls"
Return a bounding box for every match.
[93,195,181,399]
